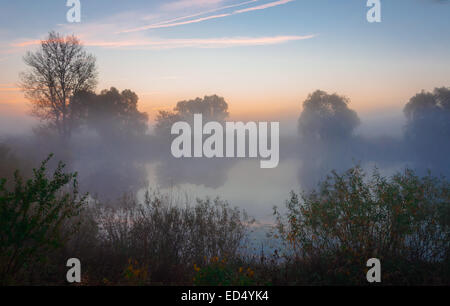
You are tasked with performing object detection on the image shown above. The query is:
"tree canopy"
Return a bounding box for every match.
[20,31,97,141]
[71,87,149,139]
[298,90,360,143]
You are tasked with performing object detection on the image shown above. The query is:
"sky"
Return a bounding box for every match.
[0,0,449,127]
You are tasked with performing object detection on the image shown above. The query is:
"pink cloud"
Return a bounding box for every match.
[12,40,41,47]
[0,87,21,92]
[83,35,315,49]
[13,34,315,50]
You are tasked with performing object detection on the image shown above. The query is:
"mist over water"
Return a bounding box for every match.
[2,86,448,223]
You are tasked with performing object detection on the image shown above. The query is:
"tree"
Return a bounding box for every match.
[20,31,97,141]
[403,87,450,175]
[71,87,148,139]
[298,90,360,143]
[297,90,361,189]
[152,95,233,189]
[404,87,450,140]
[68,87,149,200]
[154,95,229,137]
[174,95,229,121]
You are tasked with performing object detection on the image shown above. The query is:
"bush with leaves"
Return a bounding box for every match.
[274,166,450,285]
[89,192,251,284]
[0,155,87,284]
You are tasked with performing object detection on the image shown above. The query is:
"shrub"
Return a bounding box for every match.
[274,166,450,285]
[85,192,251,284]
[0,155,87,284]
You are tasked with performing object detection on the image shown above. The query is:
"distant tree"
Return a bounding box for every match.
[404,87,450,140]
[154,95,229,137]
[71,87,148,139]
[20,31,97,142]
[298,90,360,143]
[403,87,450,174]
[174,95,229,121]
[154,111,183,140]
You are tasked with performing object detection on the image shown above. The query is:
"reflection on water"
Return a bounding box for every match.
[140,159,301,223]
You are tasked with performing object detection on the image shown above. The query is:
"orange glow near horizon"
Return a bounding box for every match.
[0,83,433,127]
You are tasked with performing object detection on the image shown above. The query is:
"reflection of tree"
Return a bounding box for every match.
[69,87,149,200]
[154,95,234,189]
[297,90,361,189]
[155,158,230,189]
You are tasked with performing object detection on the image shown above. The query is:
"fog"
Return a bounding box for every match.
[1,87,449,221]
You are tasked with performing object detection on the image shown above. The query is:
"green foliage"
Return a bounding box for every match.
[274,166,450,284]
[0,155,87,284]
[2,159,448,285]
[193,257,256,286]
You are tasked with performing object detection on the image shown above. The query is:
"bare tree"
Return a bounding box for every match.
[20,31,97,141]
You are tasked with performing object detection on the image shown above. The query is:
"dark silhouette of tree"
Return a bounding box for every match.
[404,87,450,138]
[404,87,450,175]
[174,95,229,121]
[154,95,229,136]
[71,87,148,139]
[20,31,97,142]
[154,111,183,138]
[298,90,360,143]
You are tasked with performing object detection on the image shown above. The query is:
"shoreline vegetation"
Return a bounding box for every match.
[0,155,448,285]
